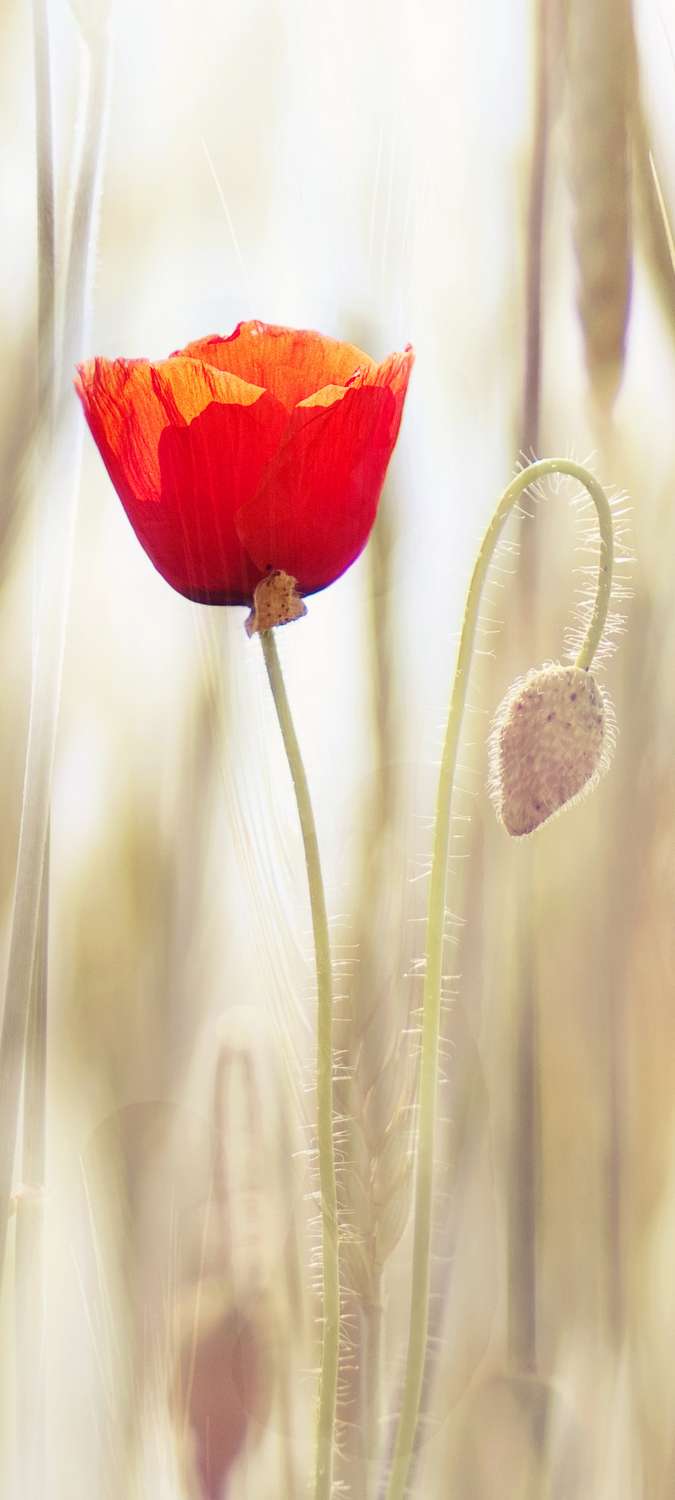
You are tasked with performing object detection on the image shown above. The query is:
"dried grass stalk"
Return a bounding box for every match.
[0,0,112,1283]
[335,504,414,1492]
[341,833,413,1309]
[631,109,675,342]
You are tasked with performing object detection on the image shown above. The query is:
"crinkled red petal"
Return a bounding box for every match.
[235,353,412,594]
[76,356,288,602]
[76,334,414,606]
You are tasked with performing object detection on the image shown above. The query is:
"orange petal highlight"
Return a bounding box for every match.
[177,322,377,411]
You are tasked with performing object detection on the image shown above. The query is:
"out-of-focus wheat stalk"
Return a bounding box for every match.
[0,0,112,1281]
[567,0,640,1377]
[566,0,636,415]
[2,11,112,1494]
[336,498,414,1497]
[506,0,552,1384]
[13,6,56,1496]
[631,111,675,340]
[0,349,38,577]
[61,2,113,398]
[31,0,55,427]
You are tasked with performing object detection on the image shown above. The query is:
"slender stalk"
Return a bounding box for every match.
[15,878,48,1500]
[61,39,110,400]
[509,0,551,1376]
[259,629,339,1500]
[384,458,614,1500]
[32,0,56,424]
[364,1290,383,1473]
[14,6,56,1491]
[0,23,112,1284]
[521,0,550,461]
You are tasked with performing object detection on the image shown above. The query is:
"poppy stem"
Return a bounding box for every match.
[384,457,614,1500]
[259,628,339,1500]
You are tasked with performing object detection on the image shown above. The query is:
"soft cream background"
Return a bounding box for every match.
[1,1,675,1496]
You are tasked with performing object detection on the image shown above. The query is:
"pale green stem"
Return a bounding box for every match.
[364,1287,383,1482]
[385,457,614,1500]
[260,629,339,1500]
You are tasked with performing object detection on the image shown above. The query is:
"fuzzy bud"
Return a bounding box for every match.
[488,664,613,837]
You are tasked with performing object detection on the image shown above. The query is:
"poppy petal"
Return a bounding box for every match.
[77,331,413,610]
[76,356,289,603]
[234,347,412,594]
[177,322,377,412]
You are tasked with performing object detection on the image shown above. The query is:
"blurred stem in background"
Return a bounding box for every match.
[633,128,675,336]
[506,0,552,1379]
[567,0,636,1356]
[60,14,114,400]
[335,488,414,1500]
[0,6,112,1489]
[384,458,614,1500]
[259,628,339,1500]
[32,0,56,428]
[14,6,56,1496]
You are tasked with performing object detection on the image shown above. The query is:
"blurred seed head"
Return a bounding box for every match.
[172,1279,276,1500]
[566,0,636,410]
[488,663,614,837]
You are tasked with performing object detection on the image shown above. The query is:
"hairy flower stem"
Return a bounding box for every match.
[385,458,614,1500]
[260,629,339,1500]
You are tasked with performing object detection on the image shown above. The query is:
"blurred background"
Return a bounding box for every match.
[1,0,675,1495]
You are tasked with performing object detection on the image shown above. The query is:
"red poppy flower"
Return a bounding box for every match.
[75,320,413,611]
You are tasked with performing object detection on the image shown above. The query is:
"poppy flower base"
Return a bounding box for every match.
[245,570,307,637]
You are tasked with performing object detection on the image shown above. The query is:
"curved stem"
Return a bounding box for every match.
[384,457,614,1500]
[260,629,339,1500]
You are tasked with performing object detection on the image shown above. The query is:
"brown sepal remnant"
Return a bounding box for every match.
[488,664,614,837]
[245,569,307,637]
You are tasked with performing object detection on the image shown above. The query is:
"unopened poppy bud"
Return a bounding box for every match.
[245,570,307,636]
[488,663,613,837]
